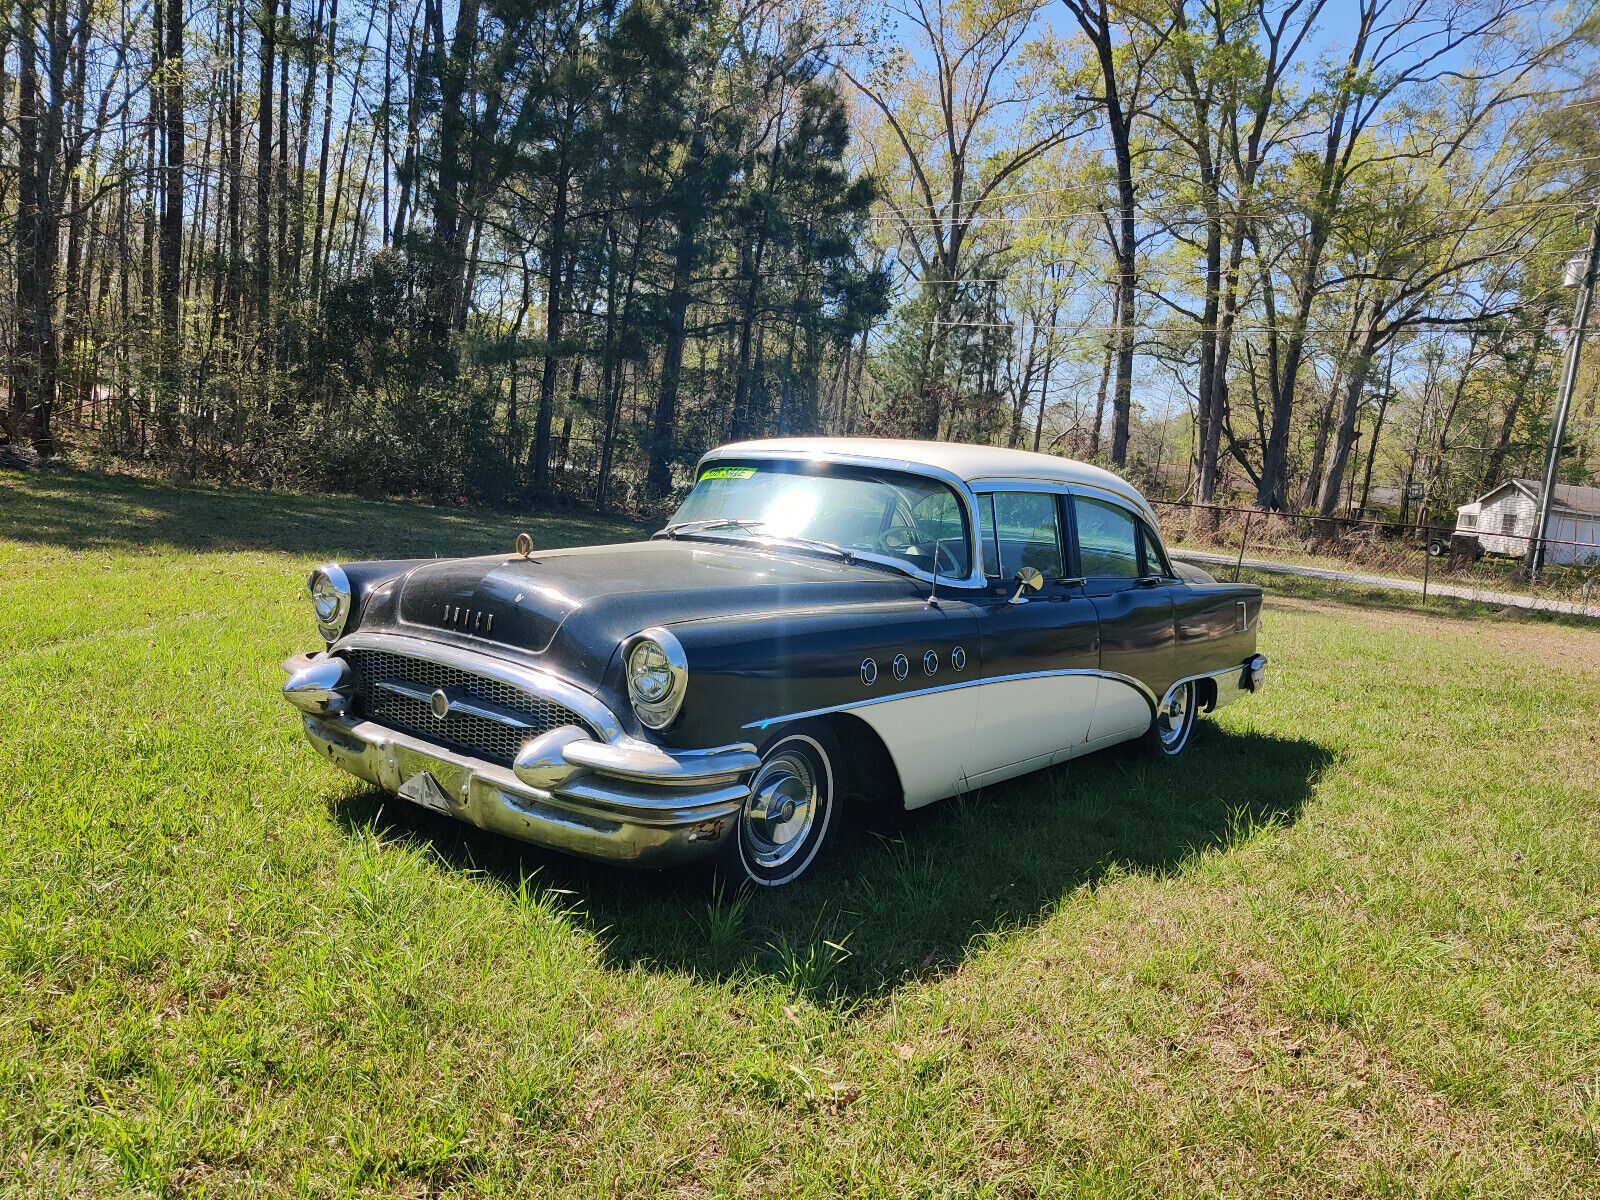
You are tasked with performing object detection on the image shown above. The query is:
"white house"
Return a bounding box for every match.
[1455,478,1600,565]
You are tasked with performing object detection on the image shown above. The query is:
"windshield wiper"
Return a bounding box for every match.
[656,518,766,539]
[659,520,932,580]
[763,534,857,564]
[657,520,859,565]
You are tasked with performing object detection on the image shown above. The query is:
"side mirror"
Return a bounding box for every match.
[1009,566,1045,604]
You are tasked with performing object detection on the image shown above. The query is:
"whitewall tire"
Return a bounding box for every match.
[1147,681,1198,757]
[715,723,842,889]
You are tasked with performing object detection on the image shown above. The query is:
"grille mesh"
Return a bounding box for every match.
[344,648,589,767]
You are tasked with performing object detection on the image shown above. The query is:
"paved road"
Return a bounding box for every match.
[1170,547,1600,619]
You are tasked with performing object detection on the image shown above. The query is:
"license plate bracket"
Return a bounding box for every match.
[398,769,454,815]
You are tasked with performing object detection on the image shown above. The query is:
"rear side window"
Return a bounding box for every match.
[1074,497,1141,579]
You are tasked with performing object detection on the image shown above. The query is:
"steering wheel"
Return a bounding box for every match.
[875,522,964,577]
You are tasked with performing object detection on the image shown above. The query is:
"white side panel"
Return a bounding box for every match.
[967,674,1099,777]
[849,689,977,810]
[966,751,1054,792]
[1087,676,1151,744]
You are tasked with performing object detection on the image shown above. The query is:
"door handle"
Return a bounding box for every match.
[1055,576,1086,589]
[1134,576,1164,588]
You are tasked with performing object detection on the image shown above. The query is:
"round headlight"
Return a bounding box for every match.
[307,563,352,643]
[625,627,687,729]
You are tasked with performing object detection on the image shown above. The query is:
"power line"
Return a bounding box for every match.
[884,159,1600,215]
[929,318,1573,336]
[868,200,1593,228]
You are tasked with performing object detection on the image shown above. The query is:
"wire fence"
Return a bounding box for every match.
[1151,500,1600,616]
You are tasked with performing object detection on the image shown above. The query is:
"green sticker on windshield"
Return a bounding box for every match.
[700,466,757,480]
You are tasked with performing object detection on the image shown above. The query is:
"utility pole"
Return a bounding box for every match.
[1528,205,1600,581]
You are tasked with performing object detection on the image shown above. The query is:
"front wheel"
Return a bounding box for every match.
[1145,680,1198,757]
[714,724,842,889]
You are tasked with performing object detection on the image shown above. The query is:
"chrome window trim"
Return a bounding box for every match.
[333,630,625,742]
[742,667,1160,732]
[961,475,1160,529]
[1063,487,1155,583]
[971,482,1075,582]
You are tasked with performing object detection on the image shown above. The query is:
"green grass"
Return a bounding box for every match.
[4,466,1599,1197]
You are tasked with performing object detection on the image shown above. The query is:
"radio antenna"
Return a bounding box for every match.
[927,539,942,608]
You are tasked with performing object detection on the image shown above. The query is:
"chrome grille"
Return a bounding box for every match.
[344,648,589,767]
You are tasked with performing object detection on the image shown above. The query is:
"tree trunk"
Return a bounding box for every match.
[1090,283,1119,457]
[528,141,571,492]
[429,0,482,339]
[255,0,276,344]
[646,121,710,501]
[1482,349,1540,489]
[1317,336,1380,516]
[309,0,337,302]
[156,0,185,447]
[647,220,700,500]
[13,0,63,454]
[728,233,768,440]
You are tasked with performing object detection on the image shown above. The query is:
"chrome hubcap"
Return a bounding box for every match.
[1159,685,1191,747]
[743,749,819,869]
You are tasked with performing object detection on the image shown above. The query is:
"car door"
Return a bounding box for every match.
[1071,493,1176,745]
[966,488,1101,787]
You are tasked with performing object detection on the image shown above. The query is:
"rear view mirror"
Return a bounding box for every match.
[1010,566,1045,604]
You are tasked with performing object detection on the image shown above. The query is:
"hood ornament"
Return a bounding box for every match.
[515,531,534,559]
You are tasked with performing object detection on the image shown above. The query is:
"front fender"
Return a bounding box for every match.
[642,601,981,749]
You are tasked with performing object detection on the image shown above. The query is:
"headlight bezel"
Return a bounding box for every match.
[624,626,688,730]
[307,563,353,644]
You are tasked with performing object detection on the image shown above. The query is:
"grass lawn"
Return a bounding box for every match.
[3,467,1599,1198]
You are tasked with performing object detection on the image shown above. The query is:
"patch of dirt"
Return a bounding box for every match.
[1266,595,1600,671]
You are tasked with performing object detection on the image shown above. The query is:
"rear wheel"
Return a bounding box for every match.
[1145,681,1198,757]
[713,723,842,889]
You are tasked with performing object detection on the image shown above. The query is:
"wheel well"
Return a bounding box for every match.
[820,713,905,814]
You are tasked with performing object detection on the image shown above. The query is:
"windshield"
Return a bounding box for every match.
[668,460,973,579]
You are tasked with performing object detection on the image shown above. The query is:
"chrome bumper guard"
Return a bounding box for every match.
[282,650,758,867]
[1214,653,1268,707]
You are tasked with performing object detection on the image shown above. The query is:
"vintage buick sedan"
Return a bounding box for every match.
[283,439,1266,887]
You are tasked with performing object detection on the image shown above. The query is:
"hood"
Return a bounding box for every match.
[387,537,922,681]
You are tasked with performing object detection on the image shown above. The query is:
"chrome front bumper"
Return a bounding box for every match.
[282,651,758,867]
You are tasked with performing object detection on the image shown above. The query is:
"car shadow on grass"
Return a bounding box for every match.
[328,722,1332,1006]
[0,466,641,558]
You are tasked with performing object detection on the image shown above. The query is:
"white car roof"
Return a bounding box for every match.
[705,437,1157,522]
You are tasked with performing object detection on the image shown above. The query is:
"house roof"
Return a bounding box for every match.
[705,437,1155,521]
[1479,478,1600,518]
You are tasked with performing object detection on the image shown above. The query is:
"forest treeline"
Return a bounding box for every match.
[1,0,1597,523]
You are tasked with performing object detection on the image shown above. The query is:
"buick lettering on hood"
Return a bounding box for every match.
[282,438,1267,888]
